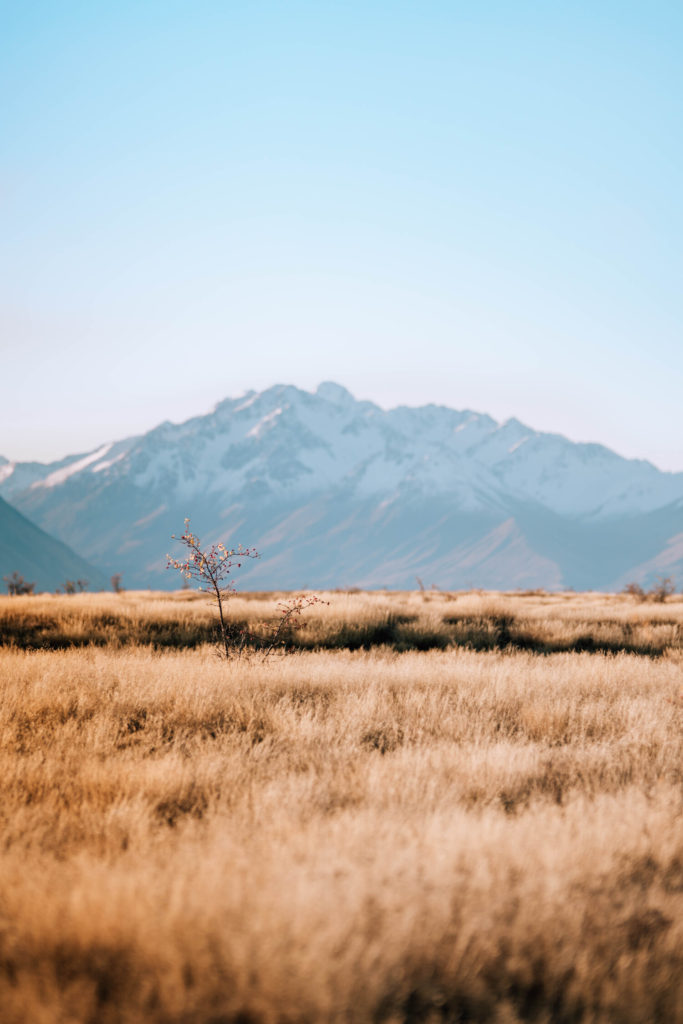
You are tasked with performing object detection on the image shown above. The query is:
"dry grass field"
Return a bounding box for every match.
[1,590,682,1023]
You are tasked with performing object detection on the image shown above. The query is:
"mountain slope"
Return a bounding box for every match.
[0,495,107,593]
[1,383,682,590]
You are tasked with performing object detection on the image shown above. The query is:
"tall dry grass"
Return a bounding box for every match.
[2,599,683,1022]
[3,589,683,655]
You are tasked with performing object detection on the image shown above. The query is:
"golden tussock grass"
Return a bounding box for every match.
[3,589,683,655]
[1,592,683,1022]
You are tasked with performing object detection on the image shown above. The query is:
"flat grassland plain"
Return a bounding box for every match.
[1,590,682,1023]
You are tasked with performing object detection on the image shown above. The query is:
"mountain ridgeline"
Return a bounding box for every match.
[0,494,106,593]
[2,383,682,591]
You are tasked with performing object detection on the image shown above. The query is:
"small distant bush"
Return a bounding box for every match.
[57,579,88,595]
[649,576,675,604]
[111,574,124,594]
[622,579,675,603]
[622,582,646,601]
[3,572,35,596]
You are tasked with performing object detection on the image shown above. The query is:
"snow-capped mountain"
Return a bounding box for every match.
[2,383,682,590]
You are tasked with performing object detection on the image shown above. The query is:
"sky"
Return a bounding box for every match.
[2,1,683,470]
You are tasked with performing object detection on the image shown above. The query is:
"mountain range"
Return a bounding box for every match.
[0,494,106,593]
[2,382,682,591]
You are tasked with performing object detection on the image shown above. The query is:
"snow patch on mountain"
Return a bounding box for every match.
[92,452,126,473]
[248,407,283,438]
[32,444,114,489]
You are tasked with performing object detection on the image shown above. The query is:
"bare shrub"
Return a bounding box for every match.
[167,518,259,659]
[3,572,35,596]
[57,579,89,596]
[622,582,646,601]
[167,519,329,660]
[649,576,675,603]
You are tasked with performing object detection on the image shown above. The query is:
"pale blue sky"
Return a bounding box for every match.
[2,1,683,468]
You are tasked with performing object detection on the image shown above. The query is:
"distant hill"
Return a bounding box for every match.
[1,383,682,590]
[0,494,106,593]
